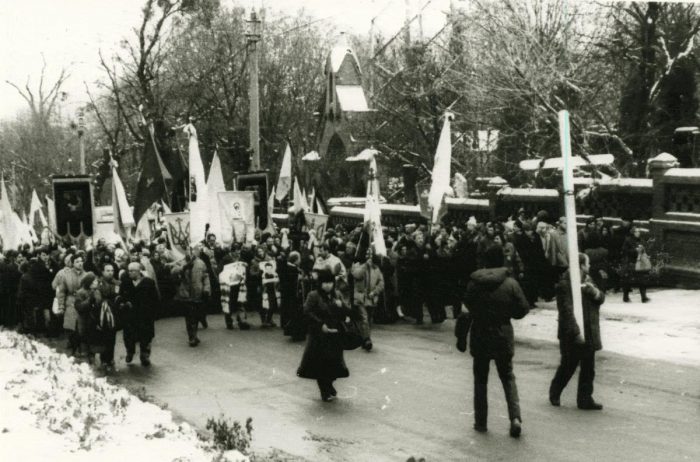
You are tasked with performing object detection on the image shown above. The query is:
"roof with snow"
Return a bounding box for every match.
[328,39,362,75]
[336,85,369,112]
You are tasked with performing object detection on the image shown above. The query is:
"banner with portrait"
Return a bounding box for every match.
[163,212,190,258]
[305,213,329,241]
[219,191,255,244]
[52,176,95,239]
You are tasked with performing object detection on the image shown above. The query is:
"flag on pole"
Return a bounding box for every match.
[265,185,276,234]
[46,195,56,234]
[275,143,292,201]
[363,194,386,257]
[112,162,135,240]
[134,117,173,225]
[205,151,226,241]
[453,172,468,198]
[185,123,208,243]
[0,176,21,250]
[428,113,453,224]
[292,177,308,213]
[29,189,47,228]
[308,187,316,212]
[368,158,380,201]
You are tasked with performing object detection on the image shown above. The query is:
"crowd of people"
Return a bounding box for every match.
[0,208,655,436]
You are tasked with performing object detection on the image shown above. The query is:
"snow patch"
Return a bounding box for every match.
[0,331,248,462]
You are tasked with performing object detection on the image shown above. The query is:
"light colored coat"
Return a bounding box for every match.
[351,262,385,308]
[54,268,84,330]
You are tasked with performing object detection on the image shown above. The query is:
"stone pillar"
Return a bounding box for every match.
[648,153,679,219]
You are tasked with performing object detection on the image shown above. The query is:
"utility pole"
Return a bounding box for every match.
[369,18,375,100]
[404,0,412,47]
[78,109,86,174]
[246,9,262,171]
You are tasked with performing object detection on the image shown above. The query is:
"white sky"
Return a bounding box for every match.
[0,0,455,121]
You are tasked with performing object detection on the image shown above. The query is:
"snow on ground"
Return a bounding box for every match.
[516,288,700,367]
[0,330,247,462]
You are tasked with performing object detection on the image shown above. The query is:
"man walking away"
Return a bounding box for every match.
[172,244,211,347]
[549,253,605,410]
[463,244,530,438]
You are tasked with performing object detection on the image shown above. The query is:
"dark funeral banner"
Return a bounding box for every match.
[52,176,95,239]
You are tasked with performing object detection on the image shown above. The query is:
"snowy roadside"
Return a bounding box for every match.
[515,289,700,367]
[0,330,248,462]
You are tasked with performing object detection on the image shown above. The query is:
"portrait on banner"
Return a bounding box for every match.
[52,176,95,238]
[219,191,255,243]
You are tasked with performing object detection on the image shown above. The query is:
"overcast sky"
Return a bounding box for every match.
[0,0,454,121]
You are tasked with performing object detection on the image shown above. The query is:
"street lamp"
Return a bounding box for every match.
[77,109,86,175]
[246,9,262,171]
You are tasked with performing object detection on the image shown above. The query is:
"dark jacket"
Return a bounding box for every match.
[120,276,158,342]
[556,271,604,351]
[297,289,355,380]
[17,261,54,313]
[463,268,530,358]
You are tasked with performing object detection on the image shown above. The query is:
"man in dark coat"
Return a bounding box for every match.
[0,251,22,328]
[16,257,55,335]
[514,221,551,306]
[549,252,605,410]
[120,262,158,366]
[463,244,530,438]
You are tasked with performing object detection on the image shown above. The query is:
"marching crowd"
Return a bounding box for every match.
[0,208,654,436]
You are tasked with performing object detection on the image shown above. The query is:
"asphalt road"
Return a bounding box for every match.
[105,312,700,462]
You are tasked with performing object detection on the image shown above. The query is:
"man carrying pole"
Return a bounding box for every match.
[549,111,605,410]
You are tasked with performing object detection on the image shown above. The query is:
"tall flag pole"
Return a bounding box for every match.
[559,110,585,336]
[111,157,135,241]
[29,189,48,228]
[428,112,453,225]
[205,150,226,241]
[275,142,292,201]
[184,122,208,243]
[364,163,386,256]
[134,105,173,226]
[0,174,20,250]
[292,177,308,213]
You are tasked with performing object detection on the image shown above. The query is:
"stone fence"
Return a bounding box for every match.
[321,153,700,287]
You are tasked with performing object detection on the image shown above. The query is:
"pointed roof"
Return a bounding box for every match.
[327,32,362,75]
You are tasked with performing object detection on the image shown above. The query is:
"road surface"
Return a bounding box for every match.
[98,304,700,462]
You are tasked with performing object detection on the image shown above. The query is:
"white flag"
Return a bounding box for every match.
[46,195,56,234]
[29,189,48,228]
[205,151,226,241]
[292,177,309,213]
[275,143,292,201]
[112,165,135,238]
[428,113,453,224]
[0,177,20,250]
[364,194,386,257]
[185,123,208,243]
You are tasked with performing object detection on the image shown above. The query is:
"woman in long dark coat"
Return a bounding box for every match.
[297,270,356,402]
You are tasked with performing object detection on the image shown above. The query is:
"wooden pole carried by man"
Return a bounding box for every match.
[558,110,584,336]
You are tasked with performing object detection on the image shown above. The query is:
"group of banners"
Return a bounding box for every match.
[163,191,257,255]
